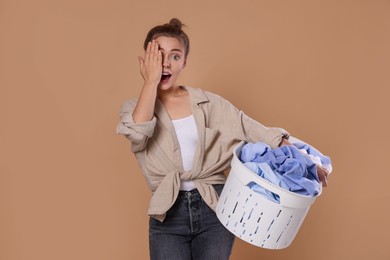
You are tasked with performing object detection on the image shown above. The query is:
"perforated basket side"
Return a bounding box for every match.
[216,141,317,249]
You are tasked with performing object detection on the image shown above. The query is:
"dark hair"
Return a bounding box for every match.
[143,18,190,58]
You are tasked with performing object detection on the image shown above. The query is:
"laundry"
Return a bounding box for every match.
[294,142,333,173]
[239,141,332,202]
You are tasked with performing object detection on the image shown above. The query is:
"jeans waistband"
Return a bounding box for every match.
[177,184,224,197]
[178,188,199,197]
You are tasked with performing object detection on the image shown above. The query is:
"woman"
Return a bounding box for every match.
[117,18,328,260]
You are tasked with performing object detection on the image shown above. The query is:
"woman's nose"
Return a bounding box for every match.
[162,56,170,68]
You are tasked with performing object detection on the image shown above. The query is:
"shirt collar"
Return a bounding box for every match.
[182,86,209,105]
[153,86,209,128]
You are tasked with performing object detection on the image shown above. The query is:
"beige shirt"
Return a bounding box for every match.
[116,86,288,221]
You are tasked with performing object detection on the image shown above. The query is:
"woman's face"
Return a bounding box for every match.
[155,36,186,90]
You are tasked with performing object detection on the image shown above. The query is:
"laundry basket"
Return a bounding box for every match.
[216,141,321,249]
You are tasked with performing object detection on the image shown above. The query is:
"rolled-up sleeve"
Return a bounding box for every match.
[240,111,289,149]
[116,98,157,152]
[214,94,289,149]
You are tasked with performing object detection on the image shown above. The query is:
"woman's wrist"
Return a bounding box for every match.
[278,136,292,147]
[143,80,159,90]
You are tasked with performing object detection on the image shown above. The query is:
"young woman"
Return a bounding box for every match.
[117,18,328,260]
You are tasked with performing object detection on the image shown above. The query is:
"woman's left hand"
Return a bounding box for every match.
[279,137,329,187]
[316,165,329,187]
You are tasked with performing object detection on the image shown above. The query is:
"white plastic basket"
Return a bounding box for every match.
[216,141,321,249]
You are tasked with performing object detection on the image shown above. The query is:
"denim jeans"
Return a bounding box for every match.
[149,184,235,260]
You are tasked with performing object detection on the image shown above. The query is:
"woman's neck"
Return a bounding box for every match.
[157,86,191,120]
[158,85,187,100]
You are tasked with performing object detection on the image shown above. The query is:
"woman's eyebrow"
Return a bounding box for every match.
[159,47,183,53]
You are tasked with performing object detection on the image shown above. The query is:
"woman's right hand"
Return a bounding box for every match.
[138,40,162,87]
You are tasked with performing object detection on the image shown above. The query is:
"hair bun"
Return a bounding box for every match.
[169,18,183,30]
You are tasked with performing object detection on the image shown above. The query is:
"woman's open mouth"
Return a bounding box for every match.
[160,73,172,84]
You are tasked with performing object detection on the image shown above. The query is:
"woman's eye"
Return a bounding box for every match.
[170,54,181,61]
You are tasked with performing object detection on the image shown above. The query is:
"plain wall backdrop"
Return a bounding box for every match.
[1,0,390,259]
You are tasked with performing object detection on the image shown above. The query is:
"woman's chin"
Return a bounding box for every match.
[158,82,174,90]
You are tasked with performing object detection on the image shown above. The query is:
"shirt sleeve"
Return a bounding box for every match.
[116,98,157,152]
[213,94,289,149]
[239,110,289,149]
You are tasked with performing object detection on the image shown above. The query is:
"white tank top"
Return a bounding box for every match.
[172,115,198,191]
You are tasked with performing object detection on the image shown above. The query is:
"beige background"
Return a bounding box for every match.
[1,0,389,259]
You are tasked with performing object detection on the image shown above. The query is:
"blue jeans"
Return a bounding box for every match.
[149,184,235,260]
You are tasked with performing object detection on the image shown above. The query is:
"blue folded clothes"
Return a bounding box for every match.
[293,142,332,172]
[240,141,332,202]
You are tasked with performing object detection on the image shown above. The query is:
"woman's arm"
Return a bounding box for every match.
[116,40,162,152]
[132,40,162,123]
